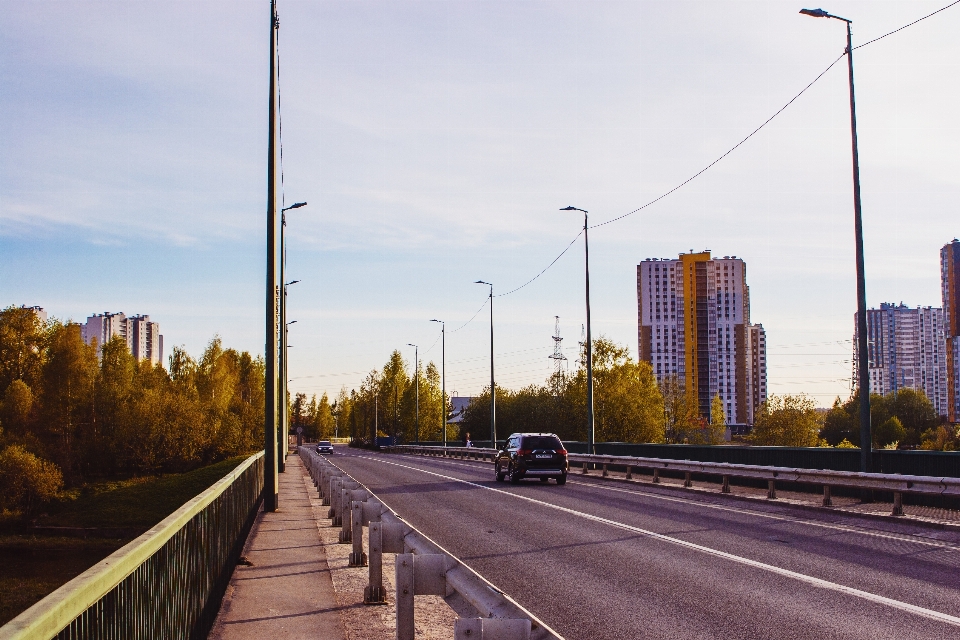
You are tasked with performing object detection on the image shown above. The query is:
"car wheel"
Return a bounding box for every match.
[556,474,567,485]
[495,463,506,482]
[509,464,521,484]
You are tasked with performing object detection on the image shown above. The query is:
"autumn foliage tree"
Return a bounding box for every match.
[0,305,264,505]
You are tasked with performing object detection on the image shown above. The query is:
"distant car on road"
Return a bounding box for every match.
[316,441,334,455]
[495,433,567,485]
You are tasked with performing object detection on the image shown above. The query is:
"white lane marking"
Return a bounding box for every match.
[393,452,960,552]
[359,454,960,628]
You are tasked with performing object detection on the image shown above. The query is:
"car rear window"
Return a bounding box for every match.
[521,436,562,450]
[319,441,332,446]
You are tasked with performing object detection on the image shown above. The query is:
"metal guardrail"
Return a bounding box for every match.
[387,445,960,516]
[299,447,563,640]
[0,451,265,640]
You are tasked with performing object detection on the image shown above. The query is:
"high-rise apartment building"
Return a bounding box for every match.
[853,303,948,417]
[82,312,164,366]
[943,239,960,422]
[637,251,767,427]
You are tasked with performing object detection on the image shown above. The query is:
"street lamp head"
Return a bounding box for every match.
[560,205,588,213]
[430,319,443,324]
[799,8,828,17]
[285,279,300,286]
[407,343,417,347]
[475,280,492,286]
[287,320,297,325]
[282,202,308,212]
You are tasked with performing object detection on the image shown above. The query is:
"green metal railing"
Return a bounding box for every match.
[0,451,264,640]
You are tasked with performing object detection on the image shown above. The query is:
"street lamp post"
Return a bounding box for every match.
[561,206,595,455]
[278,200,305,473]
[408,343,419,444]
[264,0,280,512]
[430,319,446,447]
[475,281,496,447]
[800,7,871,472]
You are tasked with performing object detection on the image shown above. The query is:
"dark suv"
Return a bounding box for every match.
[495,433,568,485]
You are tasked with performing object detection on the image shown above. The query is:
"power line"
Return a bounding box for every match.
[486,2,960,299]
[854,0,960,50]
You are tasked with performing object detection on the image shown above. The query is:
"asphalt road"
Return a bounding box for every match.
[329,448,960,640]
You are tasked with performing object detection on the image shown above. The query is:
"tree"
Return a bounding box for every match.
[874,416,906,448]
[1,379,34,436]
[0,305,48,393]
[660,375,698,443]
[750,394,824,447]
[0,444,63,513]
[569,337,664,444]
[691,394,727,445]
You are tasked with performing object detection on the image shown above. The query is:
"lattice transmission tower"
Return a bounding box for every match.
[548,316,568,397]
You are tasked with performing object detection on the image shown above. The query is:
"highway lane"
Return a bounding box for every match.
[329,448,960,640]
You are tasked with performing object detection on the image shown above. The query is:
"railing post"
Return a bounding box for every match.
[822,485,833,507]
[892,491,904,516]
[365,521,385,604]
[349,501,368,565]
[396,554,415,640]
[683,472,692,488]
[625,466,633,480]
[767,480,777,500]
[602,463,609,477]
[653,468,660,483]
[721,475,730,493]
[582,462,589,475]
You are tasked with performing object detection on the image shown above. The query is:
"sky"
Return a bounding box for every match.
[2,0,959,406]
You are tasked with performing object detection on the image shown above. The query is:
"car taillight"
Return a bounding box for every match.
[557,449,567,456]
[517,449,532,457]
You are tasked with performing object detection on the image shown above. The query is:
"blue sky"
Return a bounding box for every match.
[2,1,958,405]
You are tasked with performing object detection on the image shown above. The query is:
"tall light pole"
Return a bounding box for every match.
[407,343,419,444]
[561,206,595,455]
[279,201,306,472]
[800,7,871,472]
[284,317,297,456]
[475,281,496,446]
[430,319,446,447]
[264,0,280,512]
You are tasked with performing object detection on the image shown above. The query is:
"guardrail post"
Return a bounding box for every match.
[365,521,386,604]
[602,463,609,478]
[652,468,660,483]
[625,466,633,480]
[581,462,588,475]
[349,501,368,565]
[721,475,730,493]
[683,472,692,488]
[767,480,777,500]
[892,492,904,516]
[396,554,415,640]
[327,476,342,515]
[822,485,832,507]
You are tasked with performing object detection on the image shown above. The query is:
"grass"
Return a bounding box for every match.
[36,455,250,530]
[0,454,253,627]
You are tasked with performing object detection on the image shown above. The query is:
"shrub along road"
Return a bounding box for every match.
[331,448,960,640]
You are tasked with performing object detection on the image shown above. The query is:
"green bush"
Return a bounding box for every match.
[0,445,63,513]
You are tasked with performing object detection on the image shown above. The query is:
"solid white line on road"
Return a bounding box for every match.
[359,454,960,628]
[380,452,960,551]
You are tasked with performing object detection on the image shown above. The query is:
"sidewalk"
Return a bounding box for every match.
[209,454,347,639]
